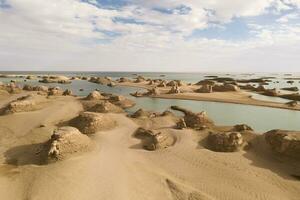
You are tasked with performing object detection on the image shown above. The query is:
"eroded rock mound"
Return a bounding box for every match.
[130,108,155,118]
[85,91,105,100]
[89,77,112,85]
[134,127,175,150]
[46,126,93,161]
[176,118,187,129]
[208,131,244,152]
[88,101,124,113]
[265,129,300,159]
[171,106,214,129]
[233,124,253,132]
[168,85,181,94]
[48,87,63,96]
[70,112,116,134]
[1,94,45,114]
[213,84,240,92]
[39,76,71,84]
[195,84,213,93]
[108,95,135,108]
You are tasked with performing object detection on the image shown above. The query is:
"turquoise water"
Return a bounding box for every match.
[1,72,300,132]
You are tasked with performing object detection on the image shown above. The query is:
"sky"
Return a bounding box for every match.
[0,0,300,72]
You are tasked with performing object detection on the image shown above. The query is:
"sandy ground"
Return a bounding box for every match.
[0,92,299,200]
[118,82,300,111]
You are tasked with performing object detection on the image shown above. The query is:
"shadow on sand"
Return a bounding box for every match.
[242,135,300,181]
[4,142,49,166]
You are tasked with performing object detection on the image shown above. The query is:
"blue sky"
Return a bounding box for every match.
[0,0,300,71]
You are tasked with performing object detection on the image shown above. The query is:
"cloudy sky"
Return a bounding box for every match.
[0,0,300,72]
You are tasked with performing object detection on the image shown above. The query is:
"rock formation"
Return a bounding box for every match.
[281,87,299,92]
[39,76,71,84]
[176,118,187,129]
[265,129,300,159]
[134,127,175,150]
[171,106,214,129]
[208,131,244,152]
[233,124,253,132]
[63,89,73,96]
[70,112,117,134]
[88,101,124,113]
[46,126,93,161]
[213,84,240,92]
[118,77,131,83]
[195,84,213,93]
[1,94,44,114]
[130,108,155,118]
[158,81,167,87]
[195,80,216,86]
[48,87,63,96]
[262,88,280,97]
[168,85,181,94]
[85,91,105,100]
[108,95,135,108]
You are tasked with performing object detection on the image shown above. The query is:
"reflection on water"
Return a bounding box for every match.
[1,72,300,132]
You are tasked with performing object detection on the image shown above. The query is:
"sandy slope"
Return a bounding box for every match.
[0,93,299,200]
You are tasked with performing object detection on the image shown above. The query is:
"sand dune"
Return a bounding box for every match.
[0,92,299,200]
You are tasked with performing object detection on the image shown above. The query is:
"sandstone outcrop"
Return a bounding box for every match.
[1,94,45,114]
[85,91,105,100]
[213,84,240,92]
[108,95,135,108]
[46,126,93,161]
[70,112,117,134]
[171,106,214,129]
[265,129,300,159]
[195,85,213,93]
[208,131,244,152]
[134,127,175,150]
[168,85,181,94]
[88,101,124,113]
[39,76,71,84]
[233,124,253,132]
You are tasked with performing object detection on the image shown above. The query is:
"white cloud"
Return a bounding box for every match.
[0,0,300,71]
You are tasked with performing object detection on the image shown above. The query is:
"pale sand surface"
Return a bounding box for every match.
[0,92,299,200]
[118,82,300,111]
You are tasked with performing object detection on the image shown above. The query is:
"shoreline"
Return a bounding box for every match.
[117,82,300,111]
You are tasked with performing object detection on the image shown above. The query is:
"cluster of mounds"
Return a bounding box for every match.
[23,84,74,96]
[265,129,300,159]
[195,82,240,93]
[133,127,176,151]
[208,77,272,85]
[44,126,93,162]
[82,91,135,109]
[0,94,47,115]
[0,82,22,94]
[89,76,115,86]
[23,84,49,92]
[69,112,117,134]
[39,75,71,84]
